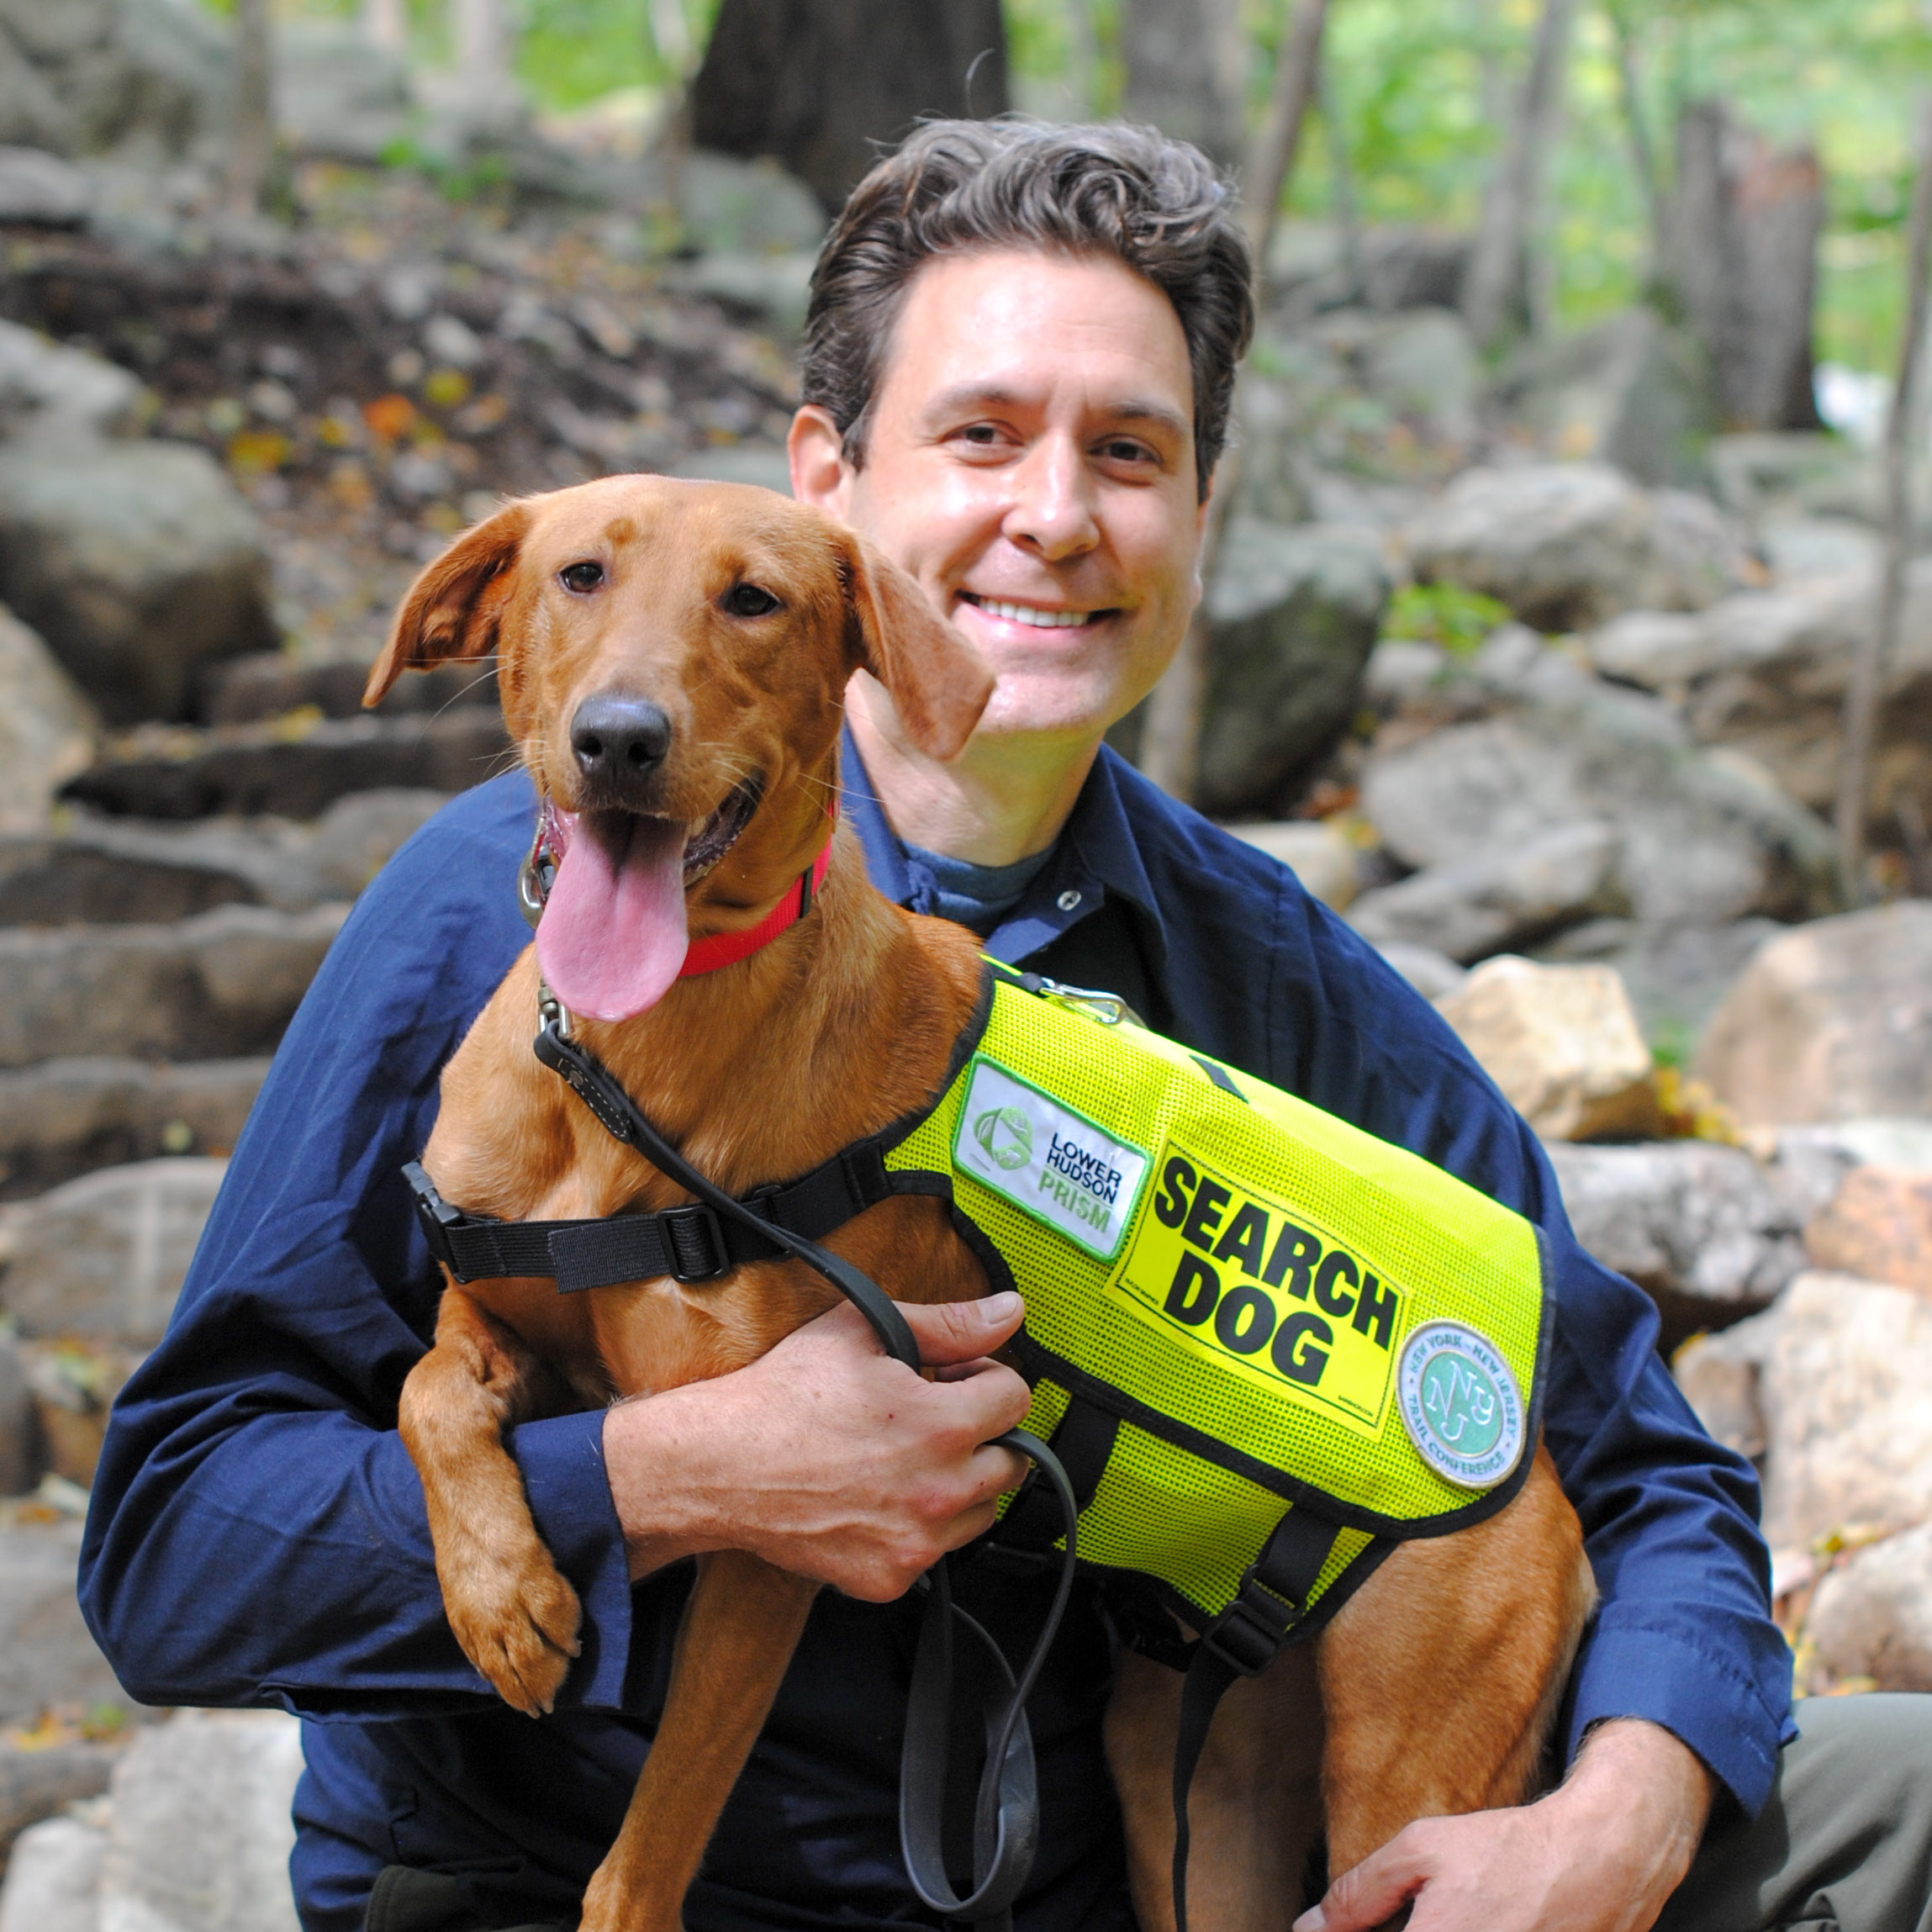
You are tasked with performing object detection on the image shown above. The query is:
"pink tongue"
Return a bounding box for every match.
[536,812,689,1020]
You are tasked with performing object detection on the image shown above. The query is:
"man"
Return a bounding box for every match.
[80,119,1929,1932]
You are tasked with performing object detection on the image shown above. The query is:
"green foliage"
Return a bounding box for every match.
[1382,582,1514,655]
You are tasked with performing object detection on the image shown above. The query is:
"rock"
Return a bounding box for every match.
[1371,940,1467,1002]
[272,22,411,165]
[1698,1273,1932,1548]
[200,652,494,726]
[1360,701,1836,930]
[1806,1523,1932,1692]
[0,1157,224,1344]
[1674,1313,1772,1459]
[1491,308,1717,488]
[1695,903,1932,1125]
[0,904,346,1069]
[1705,431,1878,524]
[0,1518,125,1725]
[0,603,96,835]
[1223,820,1358,911]
[667,444,794,495]
[98,1712,303,1932]
[0,145,88,224]
[1362,638,1449,711]
[1756,515,1882,581]
[1434,956,1658,1141]
[1804,1168,1932,1296]
[1779,1116,1932,1174]
[1402,463,1745,631]
[1582,565,1932,821]
[1539,916,1783,1053]
[0,789,445,926]
[1347,820,1623,963]
[1544,1138,1816,1350]
[1357,307,1481,446]
[61,710,507,820]
[0,443,276,726]
[0,1810,108,1932]
[673,147,827,254]
[1196,519,1390,815]
[0,1057,267,1200]
[0,319,144,443]
[0,1331,34,1494]
[662,252,817,339]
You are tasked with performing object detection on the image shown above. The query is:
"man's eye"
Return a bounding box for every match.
[723,582,781,617]
[1099,440,1156,465]
[559,561,604,594]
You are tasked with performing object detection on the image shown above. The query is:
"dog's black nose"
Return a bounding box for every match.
[571,695,673,791]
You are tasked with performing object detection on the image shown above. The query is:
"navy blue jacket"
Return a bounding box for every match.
[78,744,1792,1932]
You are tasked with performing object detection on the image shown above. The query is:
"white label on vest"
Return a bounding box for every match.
[953,1056,1150,1262]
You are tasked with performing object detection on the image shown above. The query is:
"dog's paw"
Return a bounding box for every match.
[446,1546,583,1717]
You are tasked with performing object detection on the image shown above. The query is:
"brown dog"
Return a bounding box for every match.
[369,474,1596,1932]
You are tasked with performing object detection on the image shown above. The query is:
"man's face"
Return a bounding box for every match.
[790,248,1206,747]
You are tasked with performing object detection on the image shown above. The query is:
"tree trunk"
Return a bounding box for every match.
[1837,94,1932,900]
[648,0,694,77]
[689,0,1008,213]
[1665,100,1824,430]
[225,0,273,218]
[1460,0,1577,351]
[1118,0,1245,167]
[362,0,408,55]
[1605,0,1666,286]
[454,0,513,83]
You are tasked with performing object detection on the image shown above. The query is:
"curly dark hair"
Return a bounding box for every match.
[801,119,1255,500]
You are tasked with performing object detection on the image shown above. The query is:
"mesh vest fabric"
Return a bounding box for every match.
[881,973,1552,1634]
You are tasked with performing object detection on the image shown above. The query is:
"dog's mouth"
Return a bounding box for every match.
[535,778,763,1023]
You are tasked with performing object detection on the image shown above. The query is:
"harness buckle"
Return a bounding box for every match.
[662,1202,729,1282]
[1200,1573,1298,1678]
[403,1161,462,1275]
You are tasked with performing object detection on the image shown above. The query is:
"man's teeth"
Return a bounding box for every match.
[973,599,1095,630]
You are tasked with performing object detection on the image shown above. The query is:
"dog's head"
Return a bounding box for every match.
[365,476,994,1020]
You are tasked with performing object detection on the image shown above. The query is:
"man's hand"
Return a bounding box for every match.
[602,1292,1032,1597]
[1294,1719,1714,1932]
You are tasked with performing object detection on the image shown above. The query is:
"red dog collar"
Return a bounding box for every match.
[679,831,834,977]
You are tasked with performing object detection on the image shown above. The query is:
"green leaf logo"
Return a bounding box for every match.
[973,1105,1033,1171]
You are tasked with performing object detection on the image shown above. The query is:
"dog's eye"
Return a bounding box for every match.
[559,561,605,594]
[723,582,781,618]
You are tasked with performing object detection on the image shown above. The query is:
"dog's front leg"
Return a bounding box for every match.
[399,1285,584,1718]
[580,1550,819,1932]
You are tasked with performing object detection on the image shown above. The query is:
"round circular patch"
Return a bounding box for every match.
[972,1104,1033,1171]
[1396,1321,1525,1490]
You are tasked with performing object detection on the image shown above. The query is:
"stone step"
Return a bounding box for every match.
[60,710,509,821]
[0,905,346,1068]
[0,1057,267,1200]
[0,789,446,926]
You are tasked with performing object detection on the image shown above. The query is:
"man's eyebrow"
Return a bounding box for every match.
[920,384,1190,440]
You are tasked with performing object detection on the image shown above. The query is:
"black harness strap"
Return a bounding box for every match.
[1170,1507,1343,1932]
[981,1396,1118,1563]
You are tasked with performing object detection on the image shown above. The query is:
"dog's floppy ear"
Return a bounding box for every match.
[839,533,995,761]
[362,501,531,708]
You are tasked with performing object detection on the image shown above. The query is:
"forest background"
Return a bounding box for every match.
[193,0,1932,393]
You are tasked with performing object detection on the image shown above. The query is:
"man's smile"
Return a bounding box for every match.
[956,592,1119,631]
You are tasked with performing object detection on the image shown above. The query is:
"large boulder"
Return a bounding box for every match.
[1433,956,1658,1142]
[1695,904,1932,1125]
[0,603,95,835]
[1586,565,1932,823]
[1401,463,1746,632]
[0,1811,108,1932]
[0,1518,126,1725]
[0,1156,224,1344]
[1544,1138,1830,1350]
[0,903,347,1067]
[1803,1167,1932,1294]
[1490,309,1716,488]
[99,1712,304,1932]
[0,1056,266,1198]
[1223,820,1359,911]
[1347,819,1623,963]
[1675,1273,1932,1549]
[1196,518,1389,814]
[1359,694,1837,931]
[1806,1523,1932,1692]
[0,443,276,726]
[0,320,142,441]
[272,21,410,164]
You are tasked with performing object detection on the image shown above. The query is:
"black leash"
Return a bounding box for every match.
[515,1012,1079,1928]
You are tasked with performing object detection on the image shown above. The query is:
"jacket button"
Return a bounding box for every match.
[1058,889,1082,911]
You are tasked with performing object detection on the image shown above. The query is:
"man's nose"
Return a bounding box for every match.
[1004,435,1100,562]
[571,693,672,800]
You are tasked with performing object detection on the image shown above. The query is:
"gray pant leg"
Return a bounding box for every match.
[1655,1694,1932,1932]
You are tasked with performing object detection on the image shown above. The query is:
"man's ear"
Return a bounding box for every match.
[362,501,531,708]
[839,533,994,761]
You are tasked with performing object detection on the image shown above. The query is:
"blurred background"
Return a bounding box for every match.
[3,11,1932,1925]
